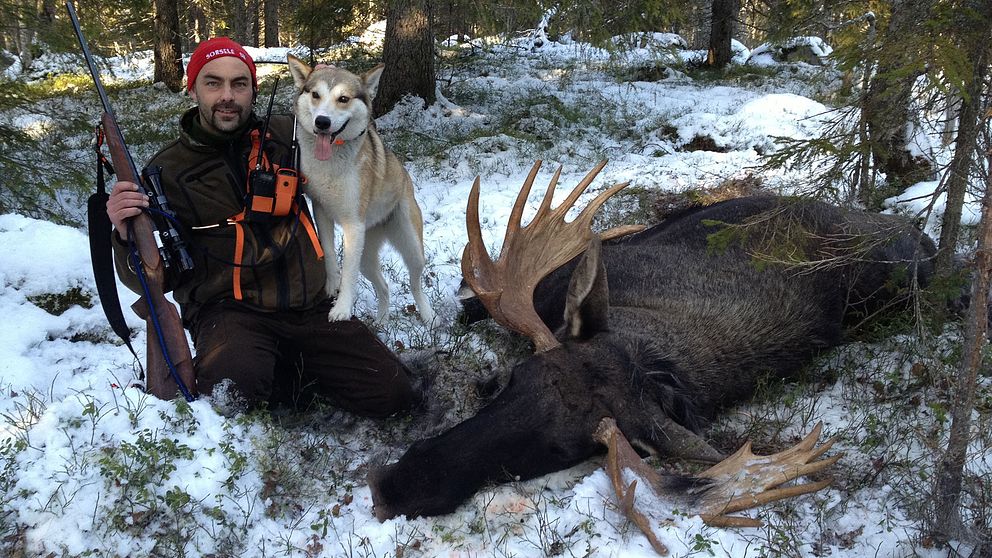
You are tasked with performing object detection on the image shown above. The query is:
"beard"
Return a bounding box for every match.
[201,100,250,134]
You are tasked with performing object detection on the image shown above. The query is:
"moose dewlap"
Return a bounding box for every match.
[368,162,935,528]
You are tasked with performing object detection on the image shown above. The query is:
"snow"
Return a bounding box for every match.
[0,29,985,558]
[748,37,834,67]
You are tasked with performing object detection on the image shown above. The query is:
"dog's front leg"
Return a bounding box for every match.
[311,206,341,297]
[328,220,365,321]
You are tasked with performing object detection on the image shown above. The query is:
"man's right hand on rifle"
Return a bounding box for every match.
[107,180,148,241]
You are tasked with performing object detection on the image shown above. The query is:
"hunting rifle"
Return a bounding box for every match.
[67,0,196,401]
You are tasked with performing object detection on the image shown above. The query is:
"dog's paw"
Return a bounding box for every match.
[327,304,352,322]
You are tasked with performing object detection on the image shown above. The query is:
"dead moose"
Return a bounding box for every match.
[367,161,935,547]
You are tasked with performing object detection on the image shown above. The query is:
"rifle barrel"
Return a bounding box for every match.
[65,0,141,182]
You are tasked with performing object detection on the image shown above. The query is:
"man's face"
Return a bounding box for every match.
[190,56,254,135]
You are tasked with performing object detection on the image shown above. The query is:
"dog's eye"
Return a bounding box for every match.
[337,96,350,104]
[311,91,320,100]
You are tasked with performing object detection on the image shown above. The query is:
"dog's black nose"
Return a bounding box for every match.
[314,116,331,131]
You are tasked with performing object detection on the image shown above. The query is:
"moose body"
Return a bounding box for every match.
[369,194,935,521]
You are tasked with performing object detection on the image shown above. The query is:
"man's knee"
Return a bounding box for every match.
[373,367,417,417]
[196,351,275,406]
[192,307,278,406]
[334,363,416,418]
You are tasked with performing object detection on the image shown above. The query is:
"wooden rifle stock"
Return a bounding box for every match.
[102,115,196,400]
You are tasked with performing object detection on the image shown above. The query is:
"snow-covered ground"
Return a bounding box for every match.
[1,31,985,557]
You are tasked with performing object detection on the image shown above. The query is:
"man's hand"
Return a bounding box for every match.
[107,180,148,240]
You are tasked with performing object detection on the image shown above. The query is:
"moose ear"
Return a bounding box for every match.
[363,64,384,101]
[286,54,311,88]
[563,235,609,340]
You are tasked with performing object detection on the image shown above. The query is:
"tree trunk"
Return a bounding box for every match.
[931,108,992,546]
[942,92,962,147]
[929,5,992,538]
[248,0,260,46]
[37,0,54,23]
[15,0,35,73]
[225,0,251,44]
[153,0,184,92]
[263,0,279,47]
[374,0,436,118]
[707,0,736,68]
[853,14,878,204]
[861,0,934,198]
[686,1,711,49]
[435,0,472,43]
[188,0,208,46]
[935,39,991,276]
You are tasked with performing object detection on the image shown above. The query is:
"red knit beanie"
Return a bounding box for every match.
[186,37,257,92]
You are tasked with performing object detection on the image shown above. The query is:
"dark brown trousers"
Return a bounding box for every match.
[191,299,415,417]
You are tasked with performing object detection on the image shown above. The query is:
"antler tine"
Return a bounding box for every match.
[502,160,545,250]
[464,177,493,270]
[462,178,496,297]
[534,163,562,217]
[706,476,835,517]
[548,160,608,220]
[577,180,633,226]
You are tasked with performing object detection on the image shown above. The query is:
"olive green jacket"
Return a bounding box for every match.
[113,108,327,325]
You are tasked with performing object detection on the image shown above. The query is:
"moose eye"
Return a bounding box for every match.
[311,91,320,100]
[337,95,350,103]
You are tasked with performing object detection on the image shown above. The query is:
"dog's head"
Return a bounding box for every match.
[287,54,382,160]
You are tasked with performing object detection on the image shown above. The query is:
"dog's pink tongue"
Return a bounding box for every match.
[314,135,333,161]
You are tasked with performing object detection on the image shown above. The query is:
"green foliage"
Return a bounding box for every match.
[97,428,196,533]
[920,2,991,101]
[52,0,157,55]
[27,287,94,316]
[291,0,366,62]
[437,0,685,47]
[1,69,187,224]
[0,436,27,549]
[757,108,899,206]
[702,210,816,273]
[689,532,719,555]
[550,0,685,45]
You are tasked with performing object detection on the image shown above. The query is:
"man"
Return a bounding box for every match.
[108,37,416,416]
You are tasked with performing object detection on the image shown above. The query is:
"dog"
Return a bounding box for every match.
[287,55,434,324]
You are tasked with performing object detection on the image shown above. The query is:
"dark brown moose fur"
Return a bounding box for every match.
[368,196,936,521]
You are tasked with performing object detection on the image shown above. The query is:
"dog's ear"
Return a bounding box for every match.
[363,64,384,101]
[287,54,312,88]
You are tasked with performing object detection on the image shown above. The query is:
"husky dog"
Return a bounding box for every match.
[287,55,434,324]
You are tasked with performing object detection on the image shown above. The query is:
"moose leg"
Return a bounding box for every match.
[613,412,724,464]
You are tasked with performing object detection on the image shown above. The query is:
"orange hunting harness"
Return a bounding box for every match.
[227,129,323,300]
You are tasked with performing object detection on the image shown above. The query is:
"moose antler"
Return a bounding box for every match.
[461,160,639,352]
[594,418,840,555]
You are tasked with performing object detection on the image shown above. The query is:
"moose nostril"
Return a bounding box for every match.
[314,116,331,131]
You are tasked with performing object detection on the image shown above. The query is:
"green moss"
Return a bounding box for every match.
[28,287,93,316]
